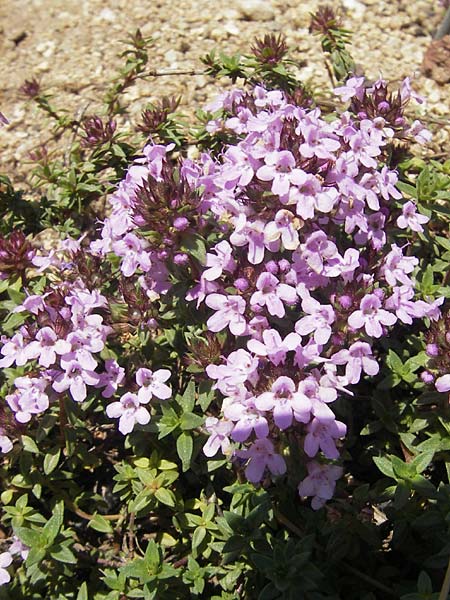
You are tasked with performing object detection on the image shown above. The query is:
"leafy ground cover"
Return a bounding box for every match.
[0,7,450,599]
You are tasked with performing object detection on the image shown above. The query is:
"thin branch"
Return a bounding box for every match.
[435,6,450,39]
[439,556,450,600]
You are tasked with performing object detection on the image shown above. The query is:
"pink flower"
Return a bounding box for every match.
[348,294,397,338]
[203,241,236,281]
[0,552,12,585]
[295,296,335,345]
[6,377,49,423]
[136,368,172,403]
[52,359,100,403]
[255,376,311,430]
[396,201,429,233]
[250,272,297,318]
[106,392,150,434]
[236,438,286,483]
[331,341,379,384]
[203,417,234,457]
[206,294,247,335]
[304,418,346,459]
[26,327,71,368]
[436,374,450,393]
[298,462,343,510]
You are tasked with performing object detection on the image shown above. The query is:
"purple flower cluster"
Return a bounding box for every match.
[179,80,438,508]
[0,77,441,510]
[0,273,172,446]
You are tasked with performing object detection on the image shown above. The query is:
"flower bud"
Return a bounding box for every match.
[173,217,189,231]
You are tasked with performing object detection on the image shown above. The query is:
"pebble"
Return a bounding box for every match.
[236,0,275,22]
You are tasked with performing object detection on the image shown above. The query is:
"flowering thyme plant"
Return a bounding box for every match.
[1,19,450,600]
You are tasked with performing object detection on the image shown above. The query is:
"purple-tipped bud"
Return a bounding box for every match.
[157,250,169,260]
[147,318,159,329]
[338,295,353,310]
[426,343,439,357]
[378,101,390,113]
[174,253,189,265]
[278,259,290,272]
[373,289,385,301]
[173,217,189,231]
[421,371,434,384]
[234,278,249,292]
[265,260,278,274]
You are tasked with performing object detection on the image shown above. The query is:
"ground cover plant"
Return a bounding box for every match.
[1,6,450,599]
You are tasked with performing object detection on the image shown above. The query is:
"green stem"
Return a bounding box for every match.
[439,556,450,600]
[274,507,397,598]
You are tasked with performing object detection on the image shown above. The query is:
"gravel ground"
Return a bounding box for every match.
[1,0,449,187]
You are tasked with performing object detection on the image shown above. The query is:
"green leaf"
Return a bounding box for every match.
[417,571,433,595]
[43,447,61,475]
[21,435,40,454]
[192,526,207,550]
[180,233,207,265]
[411,451,434,474]
[76,582,89,600]
[50,544,77,564]
[391,456,415,481]
[15,526,46,548]
[394,481,410,509]
[178,381,196,412]
[42,501,64,545]
[177,432,193,472]
[154,488,176,508]
[373,456,395,479]
[180,412,204,431]
[88,514,114,534]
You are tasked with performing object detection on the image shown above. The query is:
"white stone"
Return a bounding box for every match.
[341,0,366,18]
[237,0,275,22]
[98,8,116,22]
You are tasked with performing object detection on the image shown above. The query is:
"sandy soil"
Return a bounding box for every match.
[1,0,449,187]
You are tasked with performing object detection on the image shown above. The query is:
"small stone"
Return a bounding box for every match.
[422,35,450,84]
[237,0,275,22]
[98,8,116,22]
[341,0,366,18]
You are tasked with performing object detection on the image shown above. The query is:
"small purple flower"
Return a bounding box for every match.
[297,376,337,422]
[256,150,297,197]
[331,341,379,384]
[255,376,311,430]
[26,327,71,368]
[0,433,13,454]
[106,392,150,434]
[136,368,172,403]
[295,296,335,345]
[206,349,259,395]
[436,374,450,393]
[224,394,269,442]
[0,332,33,368]
[298,462,343,510]
[304,417,347,459]
[97,359,125,398]
[250,272,297,318]
[334,76,366,102]
[247,329,289,366]
[206,294,247,335]
[52,359,100,403]
[7,377,49,423]
[0,552,12,585]
[203,417,234,457]
[348,294,397,338]
[396,201,429,233]
[264,209,300,251]
[203,240,236,281]
[112,233,152,277]
[236,438,286,483]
